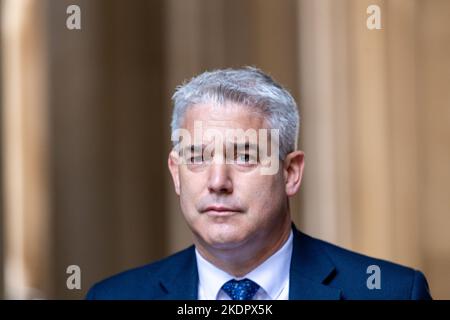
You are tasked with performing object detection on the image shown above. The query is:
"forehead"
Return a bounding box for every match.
[181,102,268,132]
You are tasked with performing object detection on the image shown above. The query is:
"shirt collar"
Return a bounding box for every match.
[195,230,293,299]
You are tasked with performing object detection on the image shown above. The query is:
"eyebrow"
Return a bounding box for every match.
[181,144,205,154]
[233,142,258,152]
[181,142,258,154]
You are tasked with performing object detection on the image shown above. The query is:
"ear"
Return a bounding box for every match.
[283,150,305,197]
[168,150,181,195]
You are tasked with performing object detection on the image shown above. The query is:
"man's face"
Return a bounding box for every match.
[168,103,291,250]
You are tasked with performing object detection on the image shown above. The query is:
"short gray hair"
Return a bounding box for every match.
[171,67,300,159]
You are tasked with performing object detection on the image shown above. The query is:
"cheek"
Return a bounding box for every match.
[241,174,285,214]
[180,171,197,211]
[178,171,204,212]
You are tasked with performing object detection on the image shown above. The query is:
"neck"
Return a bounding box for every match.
[195,215,292,278]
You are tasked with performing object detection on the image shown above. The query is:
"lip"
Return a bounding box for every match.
[202,205,242,217]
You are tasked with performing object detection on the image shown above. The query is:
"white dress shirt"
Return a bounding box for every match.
[196,230,293,300]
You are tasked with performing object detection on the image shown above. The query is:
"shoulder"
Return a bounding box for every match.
[86,246,195,300]
[300,232,432,299]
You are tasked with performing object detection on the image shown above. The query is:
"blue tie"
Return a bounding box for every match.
[221,278,260,300]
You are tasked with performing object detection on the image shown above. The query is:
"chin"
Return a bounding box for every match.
[207,238,246,250]
[203,224,251,249]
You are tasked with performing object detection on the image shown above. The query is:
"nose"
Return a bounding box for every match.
[207,163,233,194]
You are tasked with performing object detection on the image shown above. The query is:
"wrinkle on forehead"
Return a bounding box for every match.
[182,102,269,131]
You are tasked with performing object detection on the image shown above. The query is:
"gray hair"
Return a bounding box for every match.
[170,67,299,159]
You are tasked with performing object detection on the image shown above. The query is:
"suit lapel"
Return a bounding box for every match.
[158,246,199,300]
[156,227,341,300]
[289,227,342,300]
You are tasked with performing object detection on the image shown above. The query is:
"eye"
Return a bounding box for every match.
[238,154,250,163]
[236,153,258,165]
[188,155,203,164]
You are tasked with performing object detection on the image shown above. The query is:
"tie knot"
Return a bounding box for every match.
[221,278,260,300]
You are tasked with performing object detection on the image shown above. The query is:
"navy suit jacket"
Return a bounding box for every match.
[86,227,432,300]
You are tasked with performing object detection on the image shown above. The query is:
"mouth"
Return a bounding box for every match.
[202,205,243,217]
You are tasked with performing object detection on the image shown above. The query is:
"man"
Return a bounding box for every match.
[87,67,432,300]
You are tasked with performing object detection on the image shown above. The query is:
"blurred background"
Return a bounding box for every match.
[0,0,449,299]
